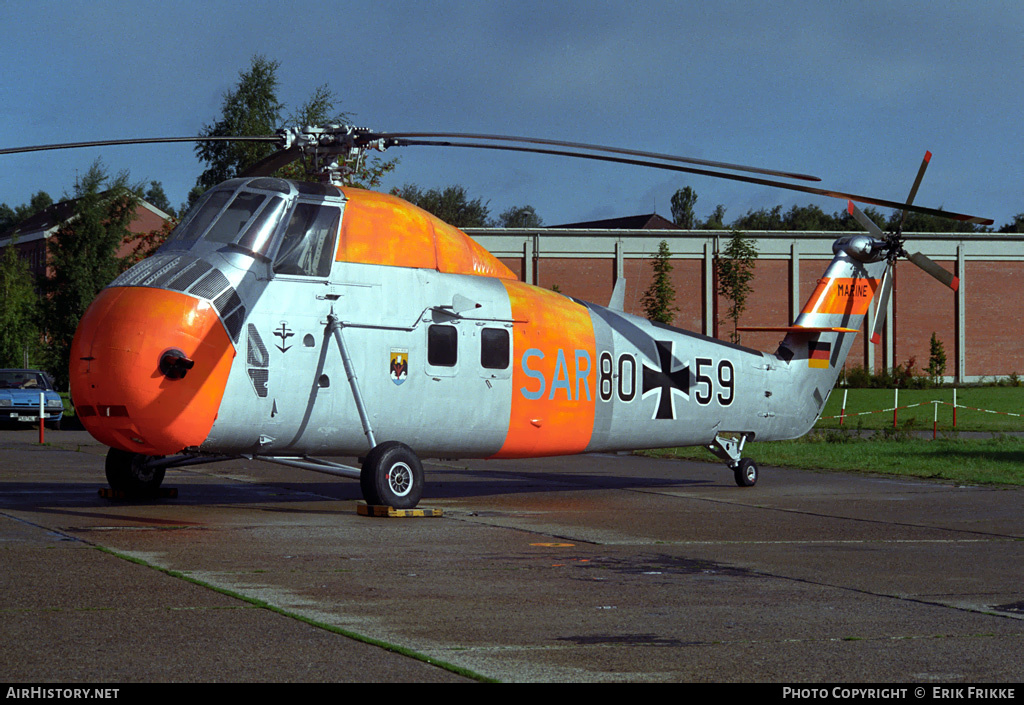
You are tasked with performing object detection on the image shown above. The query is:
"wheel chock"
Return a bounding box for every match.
[98,487,178,500]
[357,502,443,518]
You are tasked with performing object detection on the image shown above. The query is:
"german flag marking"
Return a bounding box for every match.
[809,341,831,369]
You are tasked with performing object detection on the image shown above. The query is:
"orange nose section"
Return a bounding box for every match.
[70,287,237,456]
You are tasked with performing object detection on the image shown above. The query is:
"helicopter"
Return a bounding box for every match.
[2,127,993,508]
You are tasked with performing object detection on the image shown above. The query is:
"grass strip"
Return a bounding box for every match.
[95,546,497,683]
[644,433,1024,486]
[818,387,1024,432]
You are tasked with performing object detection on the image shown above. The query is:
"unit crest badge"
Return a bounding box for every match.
[390,348,409,386]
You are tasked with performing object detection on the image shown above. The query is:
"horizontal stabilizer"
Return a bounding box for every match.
[736,326,859,333]
[608,277,626,311]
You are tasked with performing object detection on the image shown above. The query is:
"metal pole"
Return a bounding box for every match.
[893,387,898,429]
[327,313,377,450]
[38,391,44,444]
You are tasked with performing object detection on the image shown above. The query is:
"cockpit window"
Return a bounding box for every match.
[204,192,266,245]
[273,203,341,277]
[236,196,286,256]
[158,189,288,258]
[161,190,232,250]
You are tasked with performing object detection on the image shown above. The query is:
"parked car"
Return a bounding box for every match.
[0,369,65,430]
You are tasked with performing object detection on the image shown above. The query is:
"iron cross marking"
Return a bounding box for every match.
[641,340,690,420]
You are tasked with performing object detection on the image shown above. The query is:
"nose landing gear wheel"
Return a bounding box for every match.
[360,441,424,509]
[733,458,758,487]
[105,447,165,495]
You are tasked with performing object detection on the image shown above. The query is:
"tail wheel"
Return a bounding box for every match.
[734,458,758,487]
[360,441,424,509]
[105,447,165,495]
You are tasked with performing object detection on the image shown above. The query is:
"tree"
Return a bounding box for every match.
[0,240,40,368]
[640,240,678,324]
[189,57,396,207]
[391,184,491,227]
[276,84,397,189]
[0,191,54,233]
[497,205,542,228]
[998,213,1024,234]
[42,160,139,388]
[142,181,175,217]
[670,186,697,229]
[191,54,283,203]
[927,332,947,385]
[702,204,727,230]
[716,229,758,343]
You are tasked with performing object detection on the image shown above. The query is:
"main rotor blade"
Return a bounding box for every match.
[0,135,279,156]
[869,265,893,345]
[238,146,304,178]
[377,131,822,182]
[907,251,959,291]
[396,138,994,225]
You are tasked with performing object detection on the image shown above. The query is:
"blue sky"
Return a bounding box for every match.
[1,0,1021,228]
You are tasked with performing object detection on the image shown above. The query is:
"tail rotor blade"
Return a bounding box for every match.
[899,151,932,232]
[869,266,893,345]
[907,251,959,291]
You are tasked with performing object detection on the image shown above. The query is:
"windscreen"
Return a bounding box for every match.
[159,188,288,258]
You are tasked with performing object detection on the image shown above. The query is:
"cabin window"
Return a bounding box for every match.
[428,325,458,367]
[273,203,341,277]
[480,328,510,370]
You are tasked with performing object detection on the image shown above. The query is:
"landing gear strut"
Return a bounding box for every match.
[707,433,758,487]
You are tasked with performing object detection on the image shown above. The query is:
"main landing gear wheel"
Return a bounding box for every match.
[733,458,758,487]
[360,441,424,510]
[105,447,165,495]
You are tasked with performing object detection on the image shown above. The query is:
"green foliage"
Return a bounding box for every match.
[190,56,397,207]
[715,230,758,343]
[670,186,697,229]
[42,160,139,389]
[277,84,397,189]
[927,333,947,384]
[391,184,491,228]
[842,357,931,389]
[0,240,40,367]
[193,54,283,200]
[142,181,174,217]
[701,204,727,230]
[640,240,677,324]
[997,213,1024,234]
[0,191,53,233]
[497,205,542,228]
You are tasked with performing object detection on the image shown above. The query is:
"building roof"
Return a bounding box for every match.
[1,193,170,246]
[548,213,680,230]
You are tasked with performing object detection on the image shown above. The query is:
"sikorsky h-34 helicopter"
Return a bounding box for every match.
[4,128,993,508]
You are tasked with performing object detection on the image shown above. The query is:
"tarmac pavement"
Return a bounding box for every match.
[1,428,1022,683]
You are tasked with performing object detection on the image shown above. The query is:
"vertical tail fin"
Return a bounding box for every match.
[765,243,888,439]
